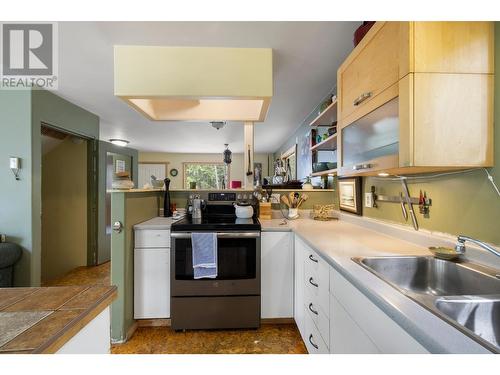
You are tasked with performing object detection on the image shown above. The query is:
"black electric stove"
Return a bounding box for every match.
[170,191,261,330]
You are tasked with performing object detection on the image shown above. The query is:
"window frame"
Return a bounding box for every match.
[182,161,230,190]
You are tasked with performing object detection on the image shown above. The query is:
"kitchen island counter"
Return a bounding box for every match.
[0,285,117,354]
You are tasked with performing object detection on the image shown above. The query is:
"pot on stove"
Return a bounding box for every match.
[233,201,254,219]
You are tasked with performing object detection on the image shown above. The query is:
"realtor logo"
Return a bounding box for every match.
[1,22,58,89]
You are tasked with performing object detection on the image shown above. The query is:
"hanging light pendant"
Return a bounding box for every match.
[223,144,232,165]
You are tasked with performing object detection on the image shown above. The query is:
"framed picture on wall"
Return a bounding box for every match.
[338,177,362,215]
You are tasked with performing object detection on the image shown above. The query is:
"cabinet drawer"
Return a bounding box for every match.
[305,286,330,347]
[304,307,329,354]
[135,229,171,248]
[339,22,400,123]
[304,256,330,316]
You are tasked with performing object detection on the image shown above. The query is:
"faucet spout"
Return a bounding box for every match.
[456,235,500,258]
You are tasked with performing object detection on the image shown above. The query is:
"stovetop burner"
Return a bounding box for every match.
[171,215,261,232]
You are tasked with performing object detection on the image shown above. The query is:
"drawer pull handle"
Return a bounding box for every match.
[353,91,372,106]
[309,254,318,263]
[308,303,319,315]
[308,334,319,349]
[309,277,318,288]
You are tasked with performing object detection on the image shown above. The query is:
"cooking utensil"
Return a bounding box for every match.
[281,195,290,207]
[401,178,418,230]
[246,146,253,176]
[400,192,408,221]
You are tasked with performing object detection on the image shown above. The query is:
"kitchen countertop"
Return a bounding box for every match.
[260,216,497,354]
[134,216,184,230]
[0,285,117,354]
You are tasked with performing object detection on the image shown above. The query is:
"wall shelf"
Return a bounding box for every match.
[309,99,337,127]
[311,168,337,177]
[310,133,337,152]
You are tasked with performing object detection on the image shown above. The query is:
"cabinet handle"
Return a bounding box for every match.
[309,277,318,288]
[353,91,372,106]
[308,334,319,349]
[309,254,318,263]
[352,163,372,171]
[308,303,319,315]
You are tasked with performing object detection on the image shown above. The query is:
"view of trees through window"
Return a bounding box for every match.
[184,163,227,189]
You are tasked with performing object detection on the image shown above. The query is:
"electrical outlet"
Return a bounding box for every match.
[364,192,373,208]
[271,193,281,203]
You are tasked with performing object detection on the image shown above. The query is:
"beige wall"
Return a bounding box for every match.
[139,152,271,189]
[41,138,88,282]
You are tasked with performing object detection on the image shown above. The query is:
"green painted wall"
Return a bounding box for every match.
[0,91,33,286]
[110,192,158,342]
[0,89,99,286]
[98,141,139,265]
[363,24,500,246]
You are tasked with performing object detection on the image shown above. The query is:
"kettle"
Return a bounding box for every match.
[233,202,254,219]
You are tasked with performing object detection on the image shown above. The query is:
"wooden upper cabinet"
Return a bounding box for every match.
[411,22,494,74]
[337,21,494,176]
[338,22,401,125]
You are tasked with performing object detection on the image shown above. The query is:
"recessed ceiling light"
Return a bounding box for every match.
[378,172,390,177]
[109,139,129,147]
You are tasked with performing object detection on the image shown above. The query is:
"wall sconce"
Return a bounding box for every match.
[9,157,21,180]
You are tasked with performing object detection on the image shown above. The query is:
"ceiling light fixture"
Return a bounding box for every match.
[109,139,129,147]
[378,172,390,177]
[211,121,226,130]
[114,46,273,122]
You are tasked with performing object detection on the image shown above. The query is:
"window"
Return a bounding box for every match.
[183,162,228,189]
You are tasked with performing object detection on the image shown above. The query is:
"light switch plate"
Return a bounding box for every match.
[364,192,373,208]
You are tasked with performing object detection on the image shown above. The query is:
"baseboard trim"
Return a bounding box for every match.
[134,317,294,328]
[261,318,295,325]
[137,318,171,327]
[126,321,138,340]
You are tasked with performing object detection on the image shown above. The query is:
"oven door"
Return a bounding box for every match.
[170,231,261,296]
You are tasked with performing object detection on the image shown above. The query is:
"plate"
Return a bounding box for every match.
[428,246,460,260]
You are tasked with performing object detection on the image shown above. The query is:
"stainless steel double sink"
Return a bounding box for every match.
[352,256,500,353]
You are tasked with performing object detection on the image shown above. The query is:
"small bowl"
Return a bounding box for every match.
[428,246,460,260]
[151,180,165,189]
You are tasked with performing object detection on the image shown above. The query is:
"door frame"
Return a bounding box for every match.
[40,122,98,267]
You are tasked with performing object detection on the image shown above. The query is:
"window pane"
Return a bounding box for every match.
[184,163,227,189]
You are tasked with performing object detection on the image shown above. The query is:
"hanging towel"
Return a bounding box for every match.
[191,232,217,279]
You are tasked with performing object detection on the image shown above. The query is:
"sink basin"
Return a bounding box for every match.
[356,256,500,296]
[353,256,500,352]
[435,298,500,349]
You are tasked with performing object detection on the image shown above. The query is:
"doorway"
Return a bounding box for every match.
[40,124,96,284]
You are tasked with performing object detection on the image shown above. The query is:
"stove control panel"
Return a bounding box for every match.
[208,192,237,202]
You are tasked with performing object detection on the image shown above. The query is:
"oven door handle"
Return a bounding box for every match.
[171,232,261,239]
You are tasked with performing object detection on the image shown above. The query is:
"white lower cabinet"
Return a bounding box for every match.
[294,235,330,353]
[261,232,294,318]
[294,235,307,339]
[329,267,428,354]
[134,246,170,319]
[303,306,329,354]
[330,295,380,353]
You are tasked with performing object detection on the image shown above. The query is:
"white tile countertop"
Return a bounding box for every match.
[260,214,500,354]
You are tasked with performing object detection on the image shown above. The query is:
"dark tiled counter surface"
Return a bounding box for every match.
[0,285,117,353]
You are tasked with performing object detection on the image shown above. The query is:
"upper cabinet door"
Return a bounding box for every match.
[412,22,494,74]
[338,22,402,126]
